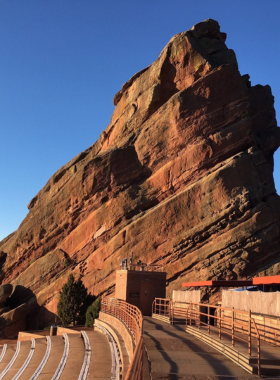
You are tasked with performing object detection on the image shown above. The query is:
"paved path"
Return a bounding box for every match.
[143,317,259,380]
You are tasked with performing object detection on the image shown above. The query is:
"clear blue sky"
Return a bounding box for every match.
[1,0,280,241]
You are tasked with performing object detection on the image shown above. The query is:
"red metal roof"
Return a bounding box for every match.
[182,280,253,288]
[182,275,280,288]
[253,275,280,285]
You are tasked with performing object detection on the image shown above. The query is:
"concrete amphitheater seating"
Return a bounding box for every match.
[0,328,113,380]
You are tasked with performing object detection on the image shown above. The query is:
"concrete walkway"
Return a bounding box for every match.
[143,317,259,380]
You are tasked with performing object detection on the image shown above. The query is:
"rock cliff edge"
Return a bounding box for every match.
[1,19,280,328]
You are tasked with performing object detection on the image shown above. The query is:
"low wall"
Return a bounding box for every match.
[172,290,201,306]
[99,311,134,359]
[18,332,45,341]
[222,290,280,345]
[57,327,80,336]
[222,290,280,316]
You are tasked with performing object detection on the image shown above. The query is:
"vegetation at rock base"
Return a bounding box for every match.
[57,274,94,326]
[85,296,101,327]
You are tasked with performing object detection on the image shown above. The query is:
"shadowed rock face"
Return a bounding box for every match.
[1,19,280,320]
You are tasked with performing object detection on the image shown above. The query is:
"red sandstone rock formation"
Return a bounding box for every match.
[0,19,280,328]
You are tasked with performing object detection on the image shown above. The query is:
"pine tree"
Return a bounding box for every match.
[57,274,93,326]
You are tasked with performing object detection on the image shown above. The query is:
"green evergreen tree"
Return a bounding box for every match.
[85,296,101,327]
[57,274,93,326]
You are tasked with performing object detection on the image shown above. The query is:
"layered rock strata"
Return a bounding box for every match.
[1,19,280,327]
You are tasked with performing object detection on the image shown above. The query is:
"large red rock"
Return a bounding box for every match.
[0,19,280,326]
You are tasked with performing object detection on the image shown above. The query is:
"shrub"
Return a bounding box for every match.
[85,296,101,327]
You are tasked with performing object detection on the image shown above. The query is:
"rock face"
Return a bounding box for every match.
[0,303,29,338]
[0,19,280,326]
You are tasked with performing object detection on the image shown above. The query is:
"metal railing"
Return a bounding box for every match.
[152,298,171,322]
[101,298,143,380]
[152,299,264,376]
[185,303,261,376]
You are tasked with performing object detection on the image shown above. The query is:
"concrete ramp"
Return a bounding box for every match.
[144,317,258,380]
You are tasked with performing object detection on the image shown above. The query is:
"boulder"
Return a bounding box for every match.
[0,303,29,338]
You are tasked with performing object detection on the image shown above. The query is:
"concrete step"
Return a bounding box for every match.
[151,314,170,324]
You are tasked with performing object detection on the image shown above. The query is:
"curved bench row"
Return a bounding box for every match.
[0,341,21,380]
[0,345,7,363]
[94,323,120,380]
[0,330,102,380]
[51,333,69,380]
[12,338,35,380]
[31,335,52,380]
[78,331,91,380]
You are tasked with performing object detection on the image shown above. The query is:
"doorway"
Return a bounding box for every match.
[140,282,153,316]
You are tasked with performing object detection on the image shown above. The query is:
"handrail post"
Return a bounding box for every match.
[219,307,221,340]
[258,334,261,377]
[208,305,210,334]
[251,316,261,377]
[198,304,200,330]
[232,307,235,347]
[248,310,251,357]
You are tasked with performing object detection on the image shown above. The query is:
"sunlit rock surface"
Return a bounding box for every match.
[1,19,280,326]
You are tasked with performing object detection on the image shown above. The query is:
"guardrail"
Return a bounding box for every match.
[152,298,171,321]
[152,298,188,323]
[101,298,143,380]
[152,299,264,376]
[185,302,261,375]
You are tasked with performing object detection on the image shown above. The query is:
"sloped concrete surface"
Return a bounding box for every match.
[143,317,259,380]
